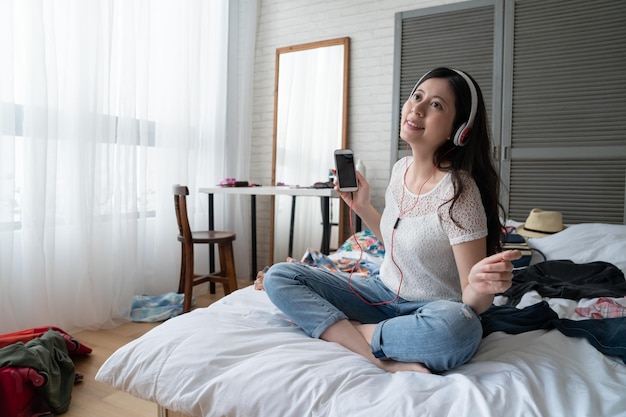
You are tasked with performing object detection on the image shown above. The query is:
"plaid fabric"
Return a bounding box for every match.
[575,297,626,319]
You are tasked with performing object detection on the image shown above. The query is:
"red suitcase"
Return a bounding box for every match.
[0,366,52,417]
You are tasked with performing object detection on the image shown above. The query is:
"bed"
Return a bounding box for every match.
[96,223,626,417]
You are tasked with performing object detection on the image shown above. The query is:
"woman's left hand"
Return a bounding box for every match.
[467,250,522,295]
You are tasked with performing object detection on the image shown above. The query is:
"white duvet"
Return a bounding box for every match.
[96,286,626,417]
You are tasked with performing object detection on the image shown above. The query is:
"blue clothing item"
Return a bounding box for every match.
[480,301,558,336]
[130,292,189,322]
[552,317,626,363]
[263,262,482,372]
[481,301,626,364]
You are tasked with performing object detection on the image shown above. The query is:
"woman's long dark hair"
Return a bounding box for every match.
[419,67,503,255]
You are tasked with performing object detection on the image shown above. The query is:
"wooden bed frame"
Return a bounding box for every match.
[158,406,192,417]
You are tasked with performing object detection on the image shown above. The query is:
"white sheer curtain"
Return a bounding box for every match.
[0,0,256,333]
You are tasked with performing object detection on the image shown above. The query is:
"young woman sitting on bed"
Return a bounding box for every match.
[263,67,522,374]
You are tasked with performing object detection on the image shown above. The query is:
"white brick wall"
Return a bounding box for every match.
[250,0,466,266]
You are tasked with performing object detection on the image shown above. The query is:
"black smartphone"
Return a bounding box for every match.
[334,149,359,192]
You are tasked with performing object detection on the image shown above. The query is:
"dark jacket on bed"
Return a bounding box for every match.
[499,260,626,307]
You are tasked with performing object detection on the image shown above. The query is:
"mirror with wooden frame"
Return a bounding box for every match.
[271,37,350,263]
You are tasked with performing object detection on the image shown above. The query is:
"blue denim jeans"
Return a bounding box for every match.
[263,262,482,372]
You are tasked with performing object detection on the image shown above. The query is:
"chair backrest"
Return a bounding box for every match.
[173,185,192,242]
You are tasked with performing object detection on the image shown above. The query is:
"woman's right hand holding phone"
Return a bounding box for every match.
[333,170,370,211]
[334,170,382,241]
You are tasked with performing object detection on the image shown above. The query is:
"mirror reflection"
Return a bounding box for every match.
[271,37,350,263]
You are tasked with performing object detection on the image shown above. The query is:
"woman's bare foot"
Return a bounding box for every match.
[349,321,432,373]
[322,320,432,374]
[375,358,431,374]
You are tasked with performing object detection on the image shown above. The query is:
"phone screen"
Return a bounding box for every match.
[335,151,358,191]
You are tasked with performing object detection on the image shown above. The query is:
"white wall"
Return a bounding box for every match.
[250,0,467,266]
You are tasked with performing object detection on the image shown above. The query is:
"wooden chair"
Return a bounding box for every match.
[173,185,238,313]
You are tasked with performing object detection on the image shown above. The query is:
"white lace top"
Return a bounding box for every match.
[378,157,487,302]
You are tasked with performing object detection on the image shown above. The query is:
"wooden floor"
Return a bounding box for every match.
[64,287,231,417]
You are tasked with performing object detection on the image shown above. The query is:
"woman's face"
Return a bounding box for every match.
[400,77,457,150]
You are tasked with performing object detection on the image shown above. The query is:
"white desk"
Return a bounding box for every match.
[199,186,336,280]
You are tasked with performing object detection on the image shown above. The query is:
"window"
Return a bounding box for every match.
[4,107,158,228]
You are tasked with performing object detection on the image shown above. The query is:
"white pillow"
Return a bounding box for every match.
[527,223,626,273]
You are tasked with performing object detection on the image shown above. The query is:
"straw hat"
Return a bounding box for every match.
[516,208,566,238]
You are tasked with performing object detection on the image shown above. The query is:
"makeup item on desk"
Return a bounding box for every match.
[219,178,250,187]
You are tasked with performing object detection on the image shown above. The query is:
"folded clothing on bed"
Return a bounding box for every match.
[481,301,626,364]
[484,260,626,364]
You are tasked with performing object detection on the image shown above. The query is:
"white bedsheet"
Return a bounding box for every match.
[96,286,626,417]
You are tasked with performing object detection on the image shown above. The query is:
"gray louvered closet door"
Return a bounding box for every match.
[501,0,626,224]
[391,0,501,162]
[394,0,626,225]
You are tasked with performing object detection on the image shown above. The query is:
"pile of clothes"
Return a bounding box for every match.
[0,326,92,416]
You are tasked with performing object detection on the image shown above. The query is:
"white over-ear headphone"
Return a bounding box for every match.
[409,68,478,147]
